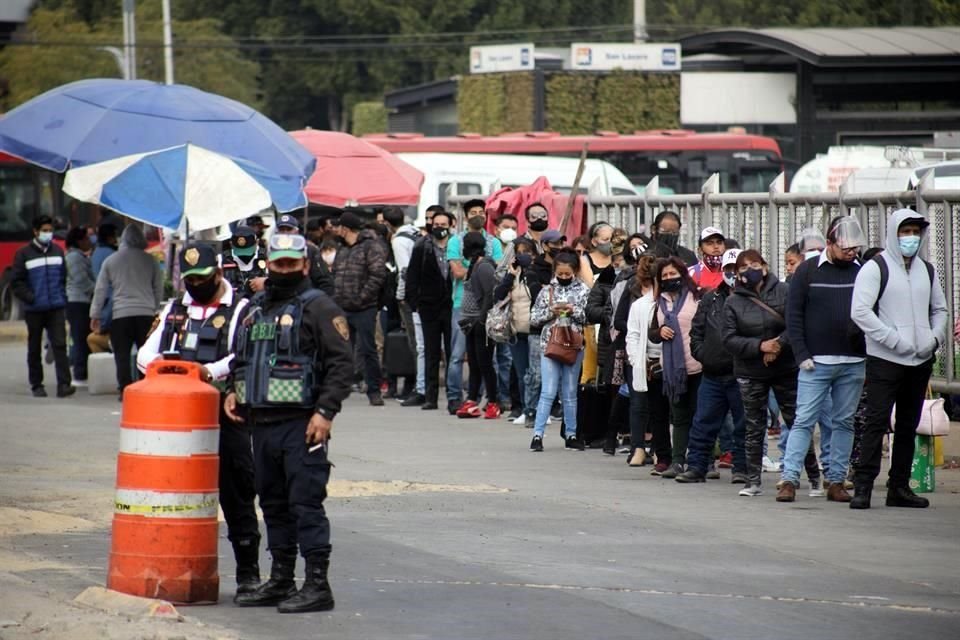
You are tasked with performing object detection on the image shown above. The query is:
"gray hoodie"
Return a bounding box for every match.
[851,209,948,366]
[90,225,164,320]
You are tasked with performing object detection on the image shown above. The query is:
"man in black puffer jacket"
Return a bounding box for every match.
[676,249,747,483]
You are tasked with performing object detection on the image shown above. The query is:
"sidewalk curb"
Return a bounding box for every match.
[73,586,183,621]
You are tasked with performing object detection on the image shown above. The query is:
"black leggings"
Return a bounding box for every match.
[465,323,497,404]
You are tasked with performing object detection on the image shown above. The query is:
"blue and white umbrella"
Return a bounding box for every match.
[62,143,307,231]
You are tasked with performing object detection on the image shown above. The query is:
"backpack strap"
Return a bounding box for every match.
[871,253,934,315]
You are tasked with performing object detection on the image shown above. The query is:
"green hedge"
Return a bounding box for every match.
[351,102,389,136]
[458,70,679,135]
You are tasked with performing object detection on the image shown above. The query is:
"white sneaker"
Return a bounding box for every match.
[809,482,825,498]
[512,414,526,425]
[762,456,781,473]
[546,416,553,425]
[738,486,763,497]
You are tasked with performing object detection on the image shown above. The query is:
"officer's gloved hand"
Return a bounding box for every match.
[799,359,815,371]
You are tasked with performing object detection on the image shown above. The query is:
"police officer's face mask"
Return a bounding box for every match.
[185,274,220,304]
[268,268,305,295]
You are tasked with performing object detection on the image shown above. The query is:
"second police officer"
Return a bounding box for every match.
[136,243,262,600]
[225,233,353,613]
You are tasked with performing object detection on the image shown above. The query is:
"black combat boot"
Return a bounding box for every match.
[849,483,873,510]
[232,537,262,601]
[234,548,297,607]
[885,485,929,508]
[277,553,334,613]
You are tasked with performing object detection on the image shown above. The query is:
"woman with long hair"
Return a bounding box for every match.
[648,256,703,478]
[528,249,590,452]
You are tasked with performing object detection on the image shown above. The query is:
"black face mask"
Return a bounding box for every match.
[555,276,574,287]
[658,232,680,251]
[528,219,548,232]
[268,269,305,297]
[660,277,683,293]
[431,227,449,240]
[547,247,561,258]
[468,215,486,230]
[425,222,433,234]
[185,275,220,304]
[515,253,533,268]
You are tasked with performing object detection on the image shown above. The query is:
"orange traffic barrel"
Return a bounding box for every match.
[107,360,221,604]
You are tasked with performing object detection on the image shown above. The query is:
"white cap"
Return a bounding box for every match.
[700,226,724,243]
[721,248,741,268]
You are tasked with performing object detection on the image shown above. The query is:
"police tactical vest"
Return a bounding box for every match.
[223,252,266,293]
[159,297,236,365]
[233,288,323,410]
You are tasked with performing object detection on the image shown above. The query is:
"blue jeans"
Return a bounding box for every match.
[446,308,467,404]
[496,341,512,403]
[509,335,531,413]
[524,334,542,417]
[782,361,865,485]
[687,375,746,474]
[718,412,734,453]
[534,350,584,439]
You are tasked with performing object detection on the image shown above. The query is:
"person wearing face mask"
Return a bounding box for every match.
[850,209,948,509]
[11,215,74,398]
[137,243,262,601]
[649,211,698,268]
[797,228,827,264]
[275,214,335,296]
[579,222,614,287]
[722,250,797,497]
[223,233,353,613]
[647,257,703,478]
[445,199,504,414]
[223,226,268,299]
[675,248,749,484]
[89,224,163,398]
[688,227,727,291]
[776,216,868,504]
[405,211,455,411]
[494,238,541,425]
[528,249,590,452]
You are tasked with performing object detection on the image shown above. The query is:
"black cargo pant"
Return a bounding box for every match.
[219,410,259,551]
[738,374,797,487]
[855,356,933,489]
[252,416,332,557]
[25,308,71,390]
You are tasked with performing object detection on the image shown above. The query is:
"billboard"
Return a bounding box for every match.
[570,43,681,71]
[470,43,535,74]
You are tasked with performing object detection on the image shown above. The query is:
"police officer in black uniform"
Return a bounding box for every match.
[136,243,262,600]
[226,233,353,613]
[222,225,267,298]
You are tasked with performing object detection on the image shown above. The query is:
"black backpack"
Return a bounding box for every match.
[871,253,934,314]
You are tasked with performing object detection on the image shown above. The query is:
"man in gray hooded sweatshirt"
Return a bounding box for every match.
[850,209,948,509]
[90,224,164,396]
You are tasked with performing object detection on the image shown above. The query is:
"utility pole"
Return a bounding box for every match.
[634,0,647,42]
[121,0,136,79]
[161,0,175,84]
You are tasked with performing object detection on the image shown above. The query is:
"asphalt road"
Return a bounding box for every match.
[1,343,958,640]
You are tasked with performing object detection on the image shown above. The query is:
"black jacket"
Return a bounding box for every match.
[585,266,620,384]
[722,273,796,380]
[332,230,388,311]
[691,284,734,378]
[405,237,452,314]
[306,241,335,297]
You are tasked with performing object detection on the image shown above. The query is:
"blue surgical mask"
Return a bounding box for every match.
[804,250,820,260]
[898,235,921,258]
[88,233,97,246]
[37,231,53,245]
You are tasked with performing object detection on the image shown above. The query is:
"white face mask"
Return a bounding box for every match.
[722,272,737,288]
[37,231,54,245]
[804,250,821,260]
[322,252,336,266]
[499,228,517,244]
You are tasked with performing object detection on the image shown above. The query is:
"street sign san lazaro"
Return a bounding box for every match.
[570,43,682,71]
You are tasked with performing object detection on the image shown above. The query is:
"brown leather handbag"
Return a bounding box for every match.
[544,287,583,365]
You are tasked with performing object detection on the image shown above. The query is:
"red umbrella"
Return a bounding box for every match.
[289,130,424,207]
[484,176,586,239]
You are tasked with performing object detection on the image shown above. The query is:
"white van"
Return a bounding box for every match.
[396,152,638,223]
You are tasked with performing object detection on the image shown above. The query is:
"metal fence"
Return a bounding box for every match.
[448,171,959,392]
[586,172,960,394]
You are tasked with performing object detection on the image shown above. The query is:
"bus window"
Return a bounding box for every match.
[0,165,36,240]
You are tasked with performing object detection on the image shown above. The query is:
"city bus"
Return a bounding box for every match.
[363,130,784,195]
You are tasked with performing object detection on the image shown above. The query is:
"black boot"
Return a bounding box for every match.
[277,553,335,613]
[885,485,930,508]
[232,538,262,601]
[234,549,297,607]
[849,483,873,510]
